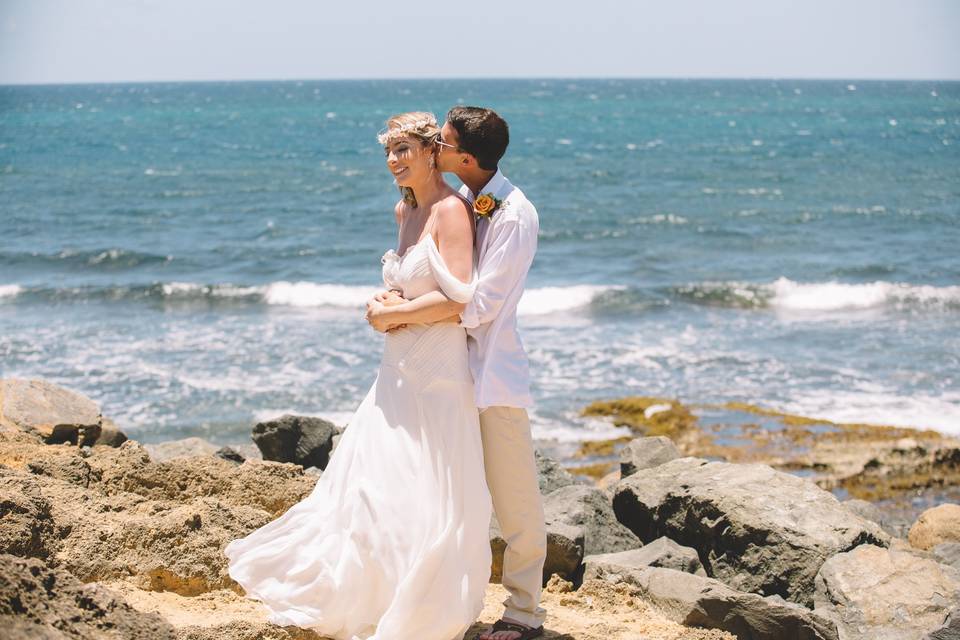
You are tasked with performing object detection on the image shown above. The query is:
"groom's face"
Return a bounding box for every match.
[435,122,462,173]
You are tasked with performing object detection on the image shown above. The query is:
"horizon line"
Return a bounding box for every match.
[2,74,959,88]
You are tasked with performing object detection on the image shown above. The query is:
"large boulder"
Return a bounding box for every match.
[613,457,889,606]
[910,503,960,551]
[490,483,640,583]
[584,536,704,580]
[0,553,176,639]
[252,414,338,470]
[92,417,128,447]
[588,564,839,640]
[932,542,960,572]
[814,543,960,640]
[489,514,581,586]
[620,436,681,478]
[842,498,911,539]
[0,379,102,445]
[545,484,640,558]
[535,450,582,494]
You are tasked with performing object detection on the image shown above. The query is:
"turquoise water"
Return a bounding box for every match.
[1,79,958,447]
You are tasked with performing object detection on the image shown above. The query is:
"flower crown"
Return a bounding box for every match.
[377,115,439,145]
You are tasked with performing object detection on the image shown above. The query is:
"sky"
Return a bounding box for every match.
[1,0,959,84]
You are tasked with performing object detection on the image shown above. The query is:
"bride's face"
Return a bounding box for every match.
[384,135,434,187]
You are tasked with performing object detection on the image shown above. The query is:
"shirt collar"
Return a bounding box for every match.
[461,168,508,203]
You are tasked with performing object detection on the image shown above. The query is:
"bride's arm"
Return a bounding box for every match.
[367,199,472,331]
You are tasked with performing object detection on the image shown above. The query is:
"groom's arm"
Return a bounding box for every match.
[368,290,465,327]
[366,202,472,331]
[459,218,537,329]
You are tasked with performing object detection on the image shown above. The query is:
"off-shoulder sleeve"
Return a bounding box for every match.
[424,234,477,303]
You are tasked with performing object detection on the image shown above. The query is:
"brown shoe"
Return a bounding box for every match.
[487,619,544,640]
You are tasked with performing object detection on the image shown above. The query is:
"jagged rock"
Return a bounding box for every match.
[620,436,681,478]
[535,450,580,494]
[489,513,582,585]
[597,468,620,492]
[0,378,102,445]
[216,446,245,463]
[547,484,640,557]
[0,433,317,595]
[933,542,960,572]
[833,442,960,503]
[489,483,639,584]
[613,457,889,606]
[589,564,839,640]
[814,543,960,640]
[842,498,911,538]
[32,471,272,595]
[925,609,960,640]
[93,417,128,447]
[145,436,220,462]
[584,536,704,580]
[0,425,45,468]
[230,442,264,461]
[0,467,56,560]
[86,440,317,517]
[253,414,338,470]
[26,445,98,487]
[910,503,960,551]
[0,553,176,639]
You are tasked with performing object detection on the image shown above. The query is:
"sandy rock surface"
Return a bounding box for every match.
[909,503,960,551]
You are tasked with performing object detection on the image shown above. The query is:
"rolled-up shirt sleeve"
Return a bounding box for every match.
[460,218,537,329]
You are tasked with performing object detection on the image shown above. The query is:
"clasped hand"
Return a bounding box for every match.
[365,290,407,333]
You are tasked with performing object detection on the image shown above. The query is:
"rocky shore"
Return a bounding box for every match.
[1,378,958,639]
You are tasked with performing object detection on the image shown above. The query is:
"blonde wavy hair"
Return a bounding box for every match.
[377,111,441,146]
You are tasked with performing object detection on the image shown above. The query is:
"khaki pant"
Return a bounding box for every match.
[479,406,547,628]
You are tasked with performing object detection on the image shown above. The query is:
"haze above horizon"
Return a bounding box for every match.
[1,0,958,85]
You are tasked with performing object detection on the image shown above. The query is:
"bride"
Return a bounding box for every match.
[224,112,492,640]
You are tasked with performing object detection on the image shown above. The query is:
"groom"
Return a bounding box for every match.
[368,106,546,640]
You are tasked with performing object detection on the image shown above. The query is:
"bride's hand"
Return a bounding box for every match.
[365,301,397,333]
[374,290,407,307]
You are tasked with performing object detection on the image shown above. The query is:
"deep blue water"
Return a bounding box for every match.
[1,79,958,450]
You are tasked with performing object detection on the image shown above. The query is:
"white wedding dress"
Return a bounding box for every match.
[224,233,492,640]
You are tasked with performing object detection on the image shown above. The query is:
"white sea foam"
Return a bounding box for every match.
[531,415,633,444]
[263,282,381,308]
[769,278,960,312]
[0,284,22,299]
[216,281,620,313]
[160,282,261,298]
[517,285,623,316]
[780,389,960,435]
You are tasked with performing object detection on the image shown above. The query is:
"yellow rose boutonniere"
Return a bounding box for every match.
[473,192,502,218]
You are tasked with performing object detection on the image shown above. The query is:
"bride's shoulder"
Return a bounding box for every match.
[434,194,473,236]
[435,193,472,218]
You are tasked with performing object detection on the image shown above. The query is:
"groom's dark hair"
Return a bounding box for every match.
[446,106,509,171]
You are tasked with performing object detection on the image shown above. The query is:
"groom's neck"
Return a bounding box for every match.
[457,168,497,198]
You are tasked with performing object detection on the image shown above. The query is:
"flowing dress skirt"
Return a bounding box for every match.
[224,323,493,640]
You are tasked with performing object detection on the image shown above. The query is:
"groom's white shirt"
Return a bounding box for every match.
[458,169,538,410]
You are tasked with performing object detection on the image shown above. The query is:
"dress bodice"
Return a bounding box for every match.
[382,235,437,301]
[381,234,477,304]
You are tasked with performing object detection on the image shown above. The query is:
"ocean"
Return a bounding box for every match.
[1,78,958,455]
